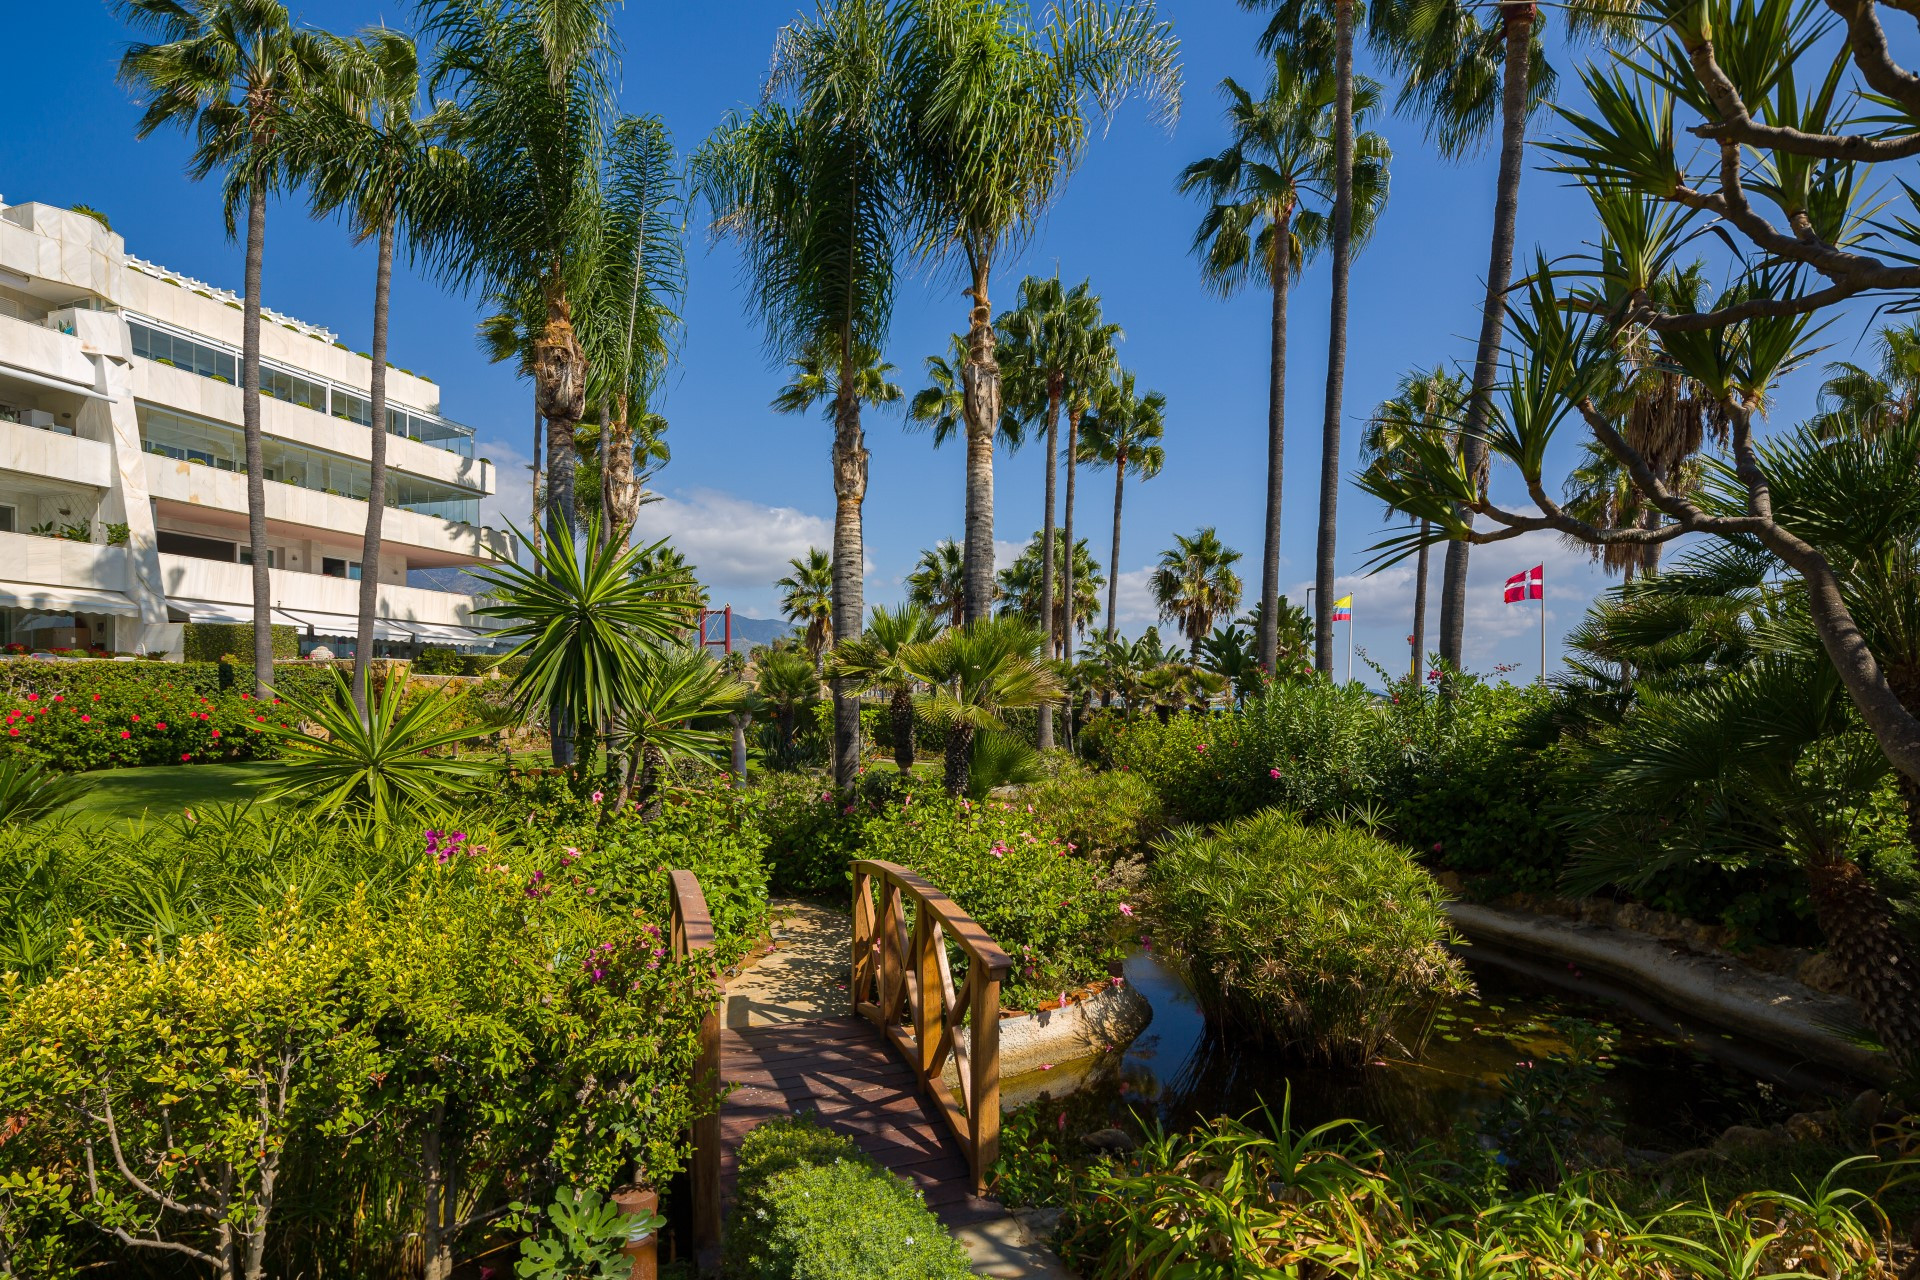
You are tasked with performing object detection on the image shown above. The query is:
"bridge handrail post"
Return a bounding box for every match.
[668,870,721,1253]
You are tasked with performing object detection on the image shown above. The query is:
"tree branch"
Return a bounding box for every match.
[1685,22,1920,159]
[98,1090,218,1223]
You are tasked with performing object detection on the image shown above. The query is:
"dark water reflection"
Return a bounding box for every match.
[1017,946,1856,1153]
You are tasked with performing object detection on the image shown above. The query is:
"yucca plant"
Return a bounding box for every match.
[260,669,491,826]
[0,756,87,827]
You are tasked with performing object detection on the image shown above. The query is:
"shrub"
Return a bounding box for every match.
[1018,761,1161,863]
[182,622,299,663]
[723,1116,971,1280]
[753,770,905,897]
[1150,811,1470,1064]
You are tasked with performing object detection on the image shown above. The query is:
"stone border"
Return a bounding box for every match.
[1447,902,1891,1083]
[954,978,1153,1082]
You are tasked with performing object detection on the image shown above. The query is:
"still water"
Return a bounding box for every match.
[1005,944,1855,1152]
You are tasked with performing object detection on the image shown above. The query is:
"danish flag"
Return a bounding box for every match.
[1504,565,1544,603]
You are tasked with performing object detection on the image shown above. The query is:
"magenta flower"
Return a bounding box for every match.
[591,790,604,804]
[1269,767,1282,779]
[1118,903,1134,917]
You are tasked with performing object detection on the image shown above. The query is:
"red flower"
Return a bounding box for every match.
[130,714,140,722]
[180,752,191,761]
[24,693,36,702]
[91,693,100,701]
[155,722,167,731]
[210,729,221,738]
[120,730,131,739]
[80,714,91,723]
[6,729,16,738]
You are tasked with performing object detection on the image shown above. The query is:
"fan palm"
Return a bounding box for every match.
[1152,528,1245,658]
[997,530,1105,652]
[902,616,1063,796]
[829,603,939,771]
[1361,366,1464,680]
[896,0,1179,623]
[906,539,969,626]
[260,669,491,827]
[1811,320,1920,441]
[777,549,837,666]
[1180,44,1387,674]
[754,648,822,763]
[417,0,619,550]
[471,517,695,769]
[581,115,686,546]
[277,27,463,715]
[1078,370,1166,642]
[114,0,328,694]
[696,0,905,792]
[1198,623,1265,706]
[611,645,751,812]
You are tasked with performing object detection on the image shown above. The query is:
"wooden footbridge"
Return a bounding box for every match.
[666,859,1015,1262]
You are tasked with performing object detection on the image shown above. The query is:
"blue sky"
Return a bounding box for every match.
[1,2,1858,682]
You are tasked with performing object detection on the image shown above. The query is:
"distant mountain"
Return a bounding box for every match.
[705,613,792,649]
[408,566,492,594]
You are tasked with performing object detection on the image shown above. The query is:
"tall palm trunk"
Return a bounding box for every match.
[602,391,640,544]
[531,402,544,556]
[1258,208,1293,674]
[1062,404,1082,667]
[961,260,1000,624]
[1038,377,1061,749]
[1105,455,1126,642]
[1440,2,1534,671]
[242,181,274,697]
[535,281,587,768]
[353,214,395,717]
[830,374,869,793]
[1314,0,1356,676]
[1411,519,1431,682]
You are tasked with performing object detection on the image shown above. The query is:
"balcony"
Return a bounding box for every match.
[0,311,99,393]
[0,418,111,489]
[157,553,488,632]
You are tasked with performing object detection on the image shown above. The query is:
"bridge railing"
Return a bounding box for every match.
[850,859,1013,1194]
[668,869,721,1252]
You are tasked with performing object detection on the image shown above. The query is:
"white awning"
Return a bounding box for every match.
[274,608,417,641]
[168,597,255,625]
[382,620,490,644]
[0,582,141,617]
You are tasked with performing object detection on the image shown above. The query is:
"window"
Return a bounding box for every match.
[238,546,278,568]
[128,320,237,383]
[0,504,15,533]
[157,530,236,561]
[321,557,362,580]
[261,364,328,413]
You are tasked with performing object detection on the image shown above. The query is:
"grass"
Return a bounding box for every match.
[62,761,281,818]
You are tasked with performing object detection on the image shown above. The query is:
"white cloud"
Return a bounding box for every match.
[476,439,534,534]
[993,538,1025,574]
[1112,565,1159,628]
[631,487,837,613]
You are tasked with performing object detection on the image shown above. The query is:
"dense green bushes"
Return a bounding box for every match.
[1151,811,1470,1064]
[723,1116,971,1280]
[181,621,298,662]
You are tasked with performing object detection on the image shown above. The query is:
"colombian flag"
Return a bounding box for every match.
[1331,594,1352,622]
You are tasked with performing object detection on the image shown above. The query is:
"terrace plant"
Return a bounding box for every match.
[1151,810,1470,1064]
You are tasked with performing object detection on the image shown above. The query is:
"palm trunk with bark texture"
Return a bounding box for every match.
[1805,855,1920,1069]
[1440,3,1534,672]
[603,391,641,545]
[1259,211,1293,674]
[243,183,274,696]
[1038,379,1061,749]
[944,721,974,797]
[1105,457,1125,643]
[1411,521,1431,682]
[353,215,395,717]
[890,686,915,771]
[961,261,999,624]
[536,282,587,769]
[531,403,544,556]
[1062,405,1082,666]
[1314,0,1356,676]
[830,380,868,793]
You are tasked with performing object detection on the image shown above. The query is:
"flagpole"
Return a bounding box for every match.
[1539,572,1546,686]
[1346,610,1352,685]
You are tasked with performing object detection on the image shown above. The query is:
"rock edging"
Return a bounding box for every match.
[1446,902,1890,1083]
[953,978,1153,1082]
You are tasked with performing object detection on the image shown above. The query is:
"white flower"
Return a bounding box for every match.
[904,1237,914,1246]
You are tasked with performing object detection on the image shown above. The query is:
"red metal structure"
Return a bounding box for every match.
[697,606,733,654]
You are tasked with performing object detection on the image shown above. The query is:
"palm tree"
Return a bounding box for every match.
[472,519,695,770]
[1361,366,1464,679]
[612,645,750,812]
[997,531,1105,652]
[696,0,904,793]
[1180,46,1387,675]
[829,603,938,771]
[1812,320,1920,440]
[279,27,461,715]
[906,539,968,626]
[902,616,1063,796]
[1058,301,1120,677]
[1151,528,1244,658]
[754,647,822,765]
[896,0,1179,624]
[582,115,686,546]
[418,0,618,553]
[1078,370,1166,642]
[115,0,327,698]
[995,275,1118,746]
[777,549,837,667]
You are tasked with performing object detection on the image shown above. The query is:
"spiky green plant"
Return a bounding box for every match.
[828,604,938,772]
[903,617,1062,797]
[0,757,87,828]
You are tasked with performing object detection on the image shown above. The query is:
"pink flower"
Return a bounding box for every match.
[120,730,131,739]
[591,790,604,804]
[1118,903,1134,917]
[79,715,90,724]
[155,722,167,731]
[1269,767,1282,779]
[24,694,36,702]
[1111,975,1125,987]
[1196,743,1207,752]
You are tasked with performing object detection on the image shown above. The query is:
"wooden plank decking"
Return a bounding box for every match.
[717,1017,1004,1228]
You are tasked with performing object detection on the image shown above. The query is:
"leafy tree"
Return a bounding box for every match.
[1078,370,1166,643]
[775,550,837,667]
[905,539,968,627]
[473,518,695,769]
[997,531,1105,652]
[1181,44,1386,673]
[1360,366,1463,681]
[277,27,462,714]
[114,0,328,694]
[698,0,906,792]
[903,617,1062,796]
[1812,320,1920,442]
[829,604,939,772]
[1151,528,1244,658]
[896,0,1179,623]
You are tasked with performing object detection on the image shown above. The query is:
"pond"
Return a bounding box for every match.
[1005,942,1862,1154]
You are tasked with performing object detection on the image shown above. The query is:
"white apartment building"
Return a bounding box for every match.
[0,199,513,657]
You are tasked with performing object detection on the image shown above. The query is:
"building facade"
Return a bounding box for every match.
[0,200,511,657]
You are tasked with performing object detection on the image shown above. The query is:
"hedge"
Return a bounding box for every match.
[182,622,299,663]
[722,1115,971,1280]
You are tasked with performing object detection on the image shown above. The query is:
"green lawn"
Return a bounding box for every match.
[64,761,282,819]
